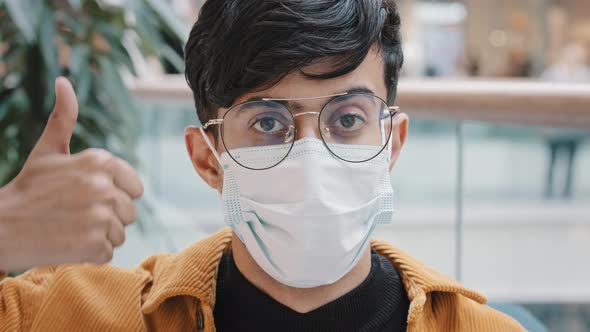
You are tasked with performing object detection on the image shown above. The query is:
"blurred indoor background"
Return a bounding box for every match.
[1,0,590,331]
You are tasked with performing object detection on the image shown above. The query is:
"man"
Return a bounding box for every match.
[0,0,524,331]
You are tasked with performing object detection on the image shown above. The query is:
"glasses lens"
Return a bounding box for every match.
[221,101,295,170]
[319,94,392,162]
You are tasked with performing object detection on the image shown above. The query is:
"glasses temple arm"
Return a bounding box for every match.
[202,119,224,130]
[388,106,400,118]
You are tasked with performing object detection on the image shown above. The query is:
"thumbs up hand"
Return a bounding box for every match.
[0,77,144,273]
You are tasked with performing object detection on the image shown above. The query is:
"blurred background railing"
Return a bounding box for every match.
[130,76,590,128]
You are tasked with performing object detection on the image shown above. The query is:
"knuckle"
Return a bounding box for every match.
[120,200,137,224]
[88,174,112,195]
[81,148,112,168]
[88,205,113,224]
[112,230,126,247]
[74,172,90,188]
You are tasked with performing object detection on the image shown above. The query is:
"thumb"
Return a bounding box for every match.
[31,77,79,157]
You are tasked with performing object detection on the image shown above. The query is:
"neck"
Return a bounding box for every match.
[231,232,372,314]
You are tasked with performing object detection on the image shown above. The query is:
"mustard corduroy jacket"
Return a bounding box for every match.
[0,227,525,331]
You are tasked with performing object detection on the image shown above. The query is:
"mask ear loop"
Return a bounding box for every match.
[199,127,225,200]
[387,133,393,157]
[385,111,397,162]
[199,127,223,167]
[380,114,394,160]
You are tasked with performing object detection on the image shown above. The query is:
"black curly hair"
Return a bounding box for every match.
[184,0,404,129]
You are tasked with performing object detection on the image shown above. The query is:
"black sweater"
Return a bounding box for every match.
[213,249,409,332]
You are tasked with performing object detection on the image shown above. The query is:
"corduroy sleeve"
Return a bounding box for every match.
[422,292,527,331]
[0,266,58,331]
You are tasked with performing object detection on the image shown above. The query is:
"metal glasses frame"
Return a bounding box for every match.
[202,92,400,170]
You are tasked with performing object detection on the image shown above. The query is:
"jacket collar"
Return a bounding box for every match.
[142,228,233,313]
[142,227,487,322]
[370,239,487,324]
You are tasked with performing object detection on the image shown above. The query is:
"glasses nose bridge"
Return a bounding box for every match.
[290,111,327,142]
[292,111,321,119]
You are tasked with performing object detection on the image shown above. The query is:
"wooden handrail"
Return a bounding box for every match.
[396,79,590,129]
[128,76,590,129]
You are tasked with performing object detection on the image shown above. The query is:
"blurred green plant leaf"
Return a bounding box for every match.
[143,0,188,43]
[74,69,92,104]
[95,22,137,75]
[62,15,86,37]
[3,0,41,43]
[0,97,9,121]
[133,10,163,54]
[97,56,135,117]
[39,4,59,87]
[70,44,90,77]
[68,0,83,11]
[160,44,184,72]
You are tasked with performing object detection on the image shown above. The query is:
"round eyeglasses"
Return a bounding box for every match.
[202,92,400,170]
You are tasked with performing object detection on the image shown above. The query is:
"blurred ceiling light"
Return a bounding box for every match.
[489,30,508,48]
[414,2,467,25]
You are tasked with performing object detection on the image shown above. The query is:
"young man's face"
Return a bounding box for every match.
[185,47,409,192]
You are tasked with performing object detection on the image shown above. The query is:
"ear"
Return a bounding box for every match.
[185,126,223,192]
[388,113,409,172]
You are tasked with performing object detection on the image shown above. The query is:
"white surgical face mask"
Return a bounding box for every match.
[200,129,394,288]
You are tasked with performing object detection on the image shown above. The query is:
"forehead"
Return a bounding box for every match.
[227,48,387,111]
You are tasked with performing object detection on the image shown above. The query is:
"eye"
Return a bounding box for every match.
[253,116,287,133]
[332,112,366,130]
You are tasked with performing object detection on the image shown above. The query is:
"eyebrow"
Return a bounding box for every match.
[243,86,378,111]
